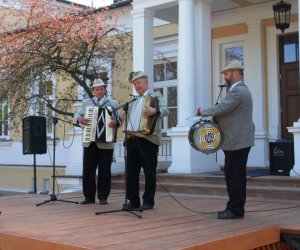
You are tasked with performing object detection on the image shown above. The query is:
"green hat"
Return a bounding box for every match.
[128,71,148,83]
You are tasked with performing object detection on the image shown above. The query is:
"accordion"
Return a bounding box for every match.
[127,96,159,135]
[82,106,116,143]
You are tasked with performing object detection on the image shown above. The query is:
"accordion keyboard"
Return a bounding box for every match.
[82,107,99,143]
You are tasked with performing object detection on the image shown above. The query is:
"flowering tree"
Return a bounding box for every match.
[0,0,131,125]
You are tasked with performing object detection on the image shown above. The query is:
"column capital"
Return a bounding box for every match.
[131,8,155,19]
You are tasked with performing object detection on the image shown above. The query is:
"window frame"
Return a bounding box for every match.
[29,72,56,137]
[153,58,178,131]
[0,95,10,139]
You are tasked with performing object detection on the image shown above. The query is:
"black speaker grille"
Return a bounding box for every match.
[22,116,47,154]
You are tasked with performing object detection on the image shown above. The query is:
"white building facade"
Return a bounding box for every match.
[0,0,300,193]
[130,0,299,175]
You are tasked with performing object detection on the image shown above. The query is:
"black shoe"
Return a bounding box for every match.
[140,203,153,210]
[80,199,95,205]
[217,210,244,219]
[217,209,226,215]
[123,201,140,210]
[99,199,108,205]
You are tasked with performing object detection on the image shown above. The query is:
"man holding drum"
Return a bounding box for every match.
[196,60,255,219]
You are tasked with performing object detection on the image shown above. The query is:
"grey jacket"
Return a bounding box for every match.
[74,96,120,149]
[202,82,255,150]
[127,89,169,145]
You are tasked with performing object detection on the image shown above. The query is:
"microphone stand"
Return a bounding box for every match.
[36,113,79,206]
[215,84,227,105]
[95,97,142,218]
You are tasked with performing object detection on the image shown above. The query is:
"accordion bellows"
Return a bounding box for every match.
[126,96,159,135]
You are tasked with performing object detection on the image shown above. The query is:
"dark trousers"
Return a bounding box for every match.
[126,137,159,206]
[223,147,251,216]
[82,143,113,201]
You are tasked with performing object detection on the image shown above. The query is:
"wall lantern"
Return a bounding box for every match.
[272,0,291,33]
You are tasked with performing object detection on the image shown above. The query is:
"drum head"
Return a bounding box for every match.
[188,120,223,154]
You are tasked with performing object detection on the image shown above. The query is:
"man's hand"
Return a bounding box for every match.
[108,120,117,128]
[78,116,89,125]
[119,112,125,122]
[143,106,156,118]
[195,107,204,116]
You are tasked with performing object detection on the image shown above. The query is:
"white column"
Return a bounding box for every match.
[168,0,218,173]
[244,20,268,167]
[176,0,196,126]
[288,0,300,176]
[194,0,218,171]
[132,8,154,85]
[194,0,213,108]
[288,120,300,176]
[299,0,300,102]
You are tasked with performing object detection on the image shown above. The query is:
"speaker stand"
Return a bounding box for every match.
[36,117,78,206]
[28,154,37,194]
[32,154,37,194]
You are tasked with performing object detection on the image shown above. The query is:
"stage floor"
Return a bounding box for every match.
[1,190,300,249]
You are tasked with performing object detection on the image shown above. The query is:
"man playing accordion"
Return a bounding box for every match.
[120,71,168,210]
[74,78,120,205]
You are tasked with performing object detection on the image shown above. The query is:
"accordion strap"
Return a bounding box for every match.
[90,97,109,107]
[149,97,160,135]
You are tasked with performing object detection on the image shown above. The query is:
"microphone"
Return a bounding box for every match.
[129,94,138,99]
[218,84,227,88]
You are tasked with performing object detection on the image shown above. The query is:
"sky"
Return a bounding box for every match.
[69,0,113,8]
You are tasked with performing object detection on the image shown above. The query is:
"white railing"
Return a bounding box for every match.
[113,137,172,163]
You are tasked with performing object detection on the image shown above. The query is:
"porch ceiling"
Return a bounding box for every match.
[154,0,275,23]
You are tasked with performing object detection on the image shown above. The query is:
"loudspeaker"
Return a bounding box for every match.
[269,140,294,176]
[22,116,47,154]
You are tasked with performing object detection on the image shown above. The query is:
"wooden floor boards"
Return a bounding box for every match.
[1,190,300,249]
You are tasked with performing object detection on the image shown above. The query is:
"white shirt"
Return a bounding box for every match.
[94,96,104,106]
[229,81,242,92]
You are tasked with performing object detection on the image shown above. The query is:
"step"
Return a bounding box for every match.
[112,172,300,188]
[111,174,300,200]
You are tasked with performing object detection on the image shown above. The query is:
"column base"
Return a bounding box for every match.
[288,120,300,177]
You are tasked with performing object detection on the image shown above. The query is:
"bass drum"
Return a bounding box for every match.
[188,119,224,154]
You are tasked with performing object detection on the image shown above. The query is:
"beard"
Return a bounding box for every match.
[225,79,232,85]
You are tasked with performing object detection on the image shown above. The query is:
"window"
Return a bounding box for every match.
[0,95,9,138]
[217,41,244,99]
[39,80,54,134]
[154,61,177,82]
[283,37,299,63]
[153,60,178,130]
[225,45,244,65]
[30,72,56,136]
